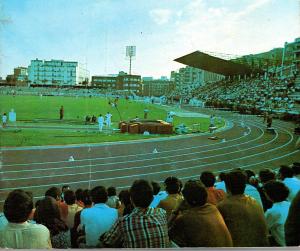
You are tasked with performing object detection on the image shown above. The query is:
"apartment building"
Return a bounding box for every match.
[28,59,89,86]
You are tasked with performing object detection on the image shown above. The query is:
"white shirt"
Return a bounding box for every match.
[98,116,104,124]
[81,203,118,247]
[265,201,291,246]
[0,221,51,249]
[105,113,112,122]
[2,115,7,123]
[283,177,300,201]
[149,191,168,208]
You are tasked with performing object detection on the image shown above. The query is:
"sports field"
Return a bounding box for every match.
[0,95,223,147]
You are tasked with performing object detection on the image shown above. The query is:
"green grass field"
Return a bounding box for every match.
[0,95,224,147]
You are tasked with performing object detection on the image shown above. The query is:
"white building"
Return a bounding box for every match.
[28,59,89,86]
[171,66,224,90]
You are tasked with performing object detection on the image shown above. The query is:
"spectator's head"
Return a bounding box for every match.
[130,180,153,208]
[151,181,161,195]
[291,162,300,176]
[164,176,181,194]
[107,187,117,197]
[81,189,92,207]
[119,190,131,206]
[62,185,70,193]
[200,171,216,187]
[64,190,76,205]
[258,168,275,184]
[182,180,207,207]
[4,189,34,223]
[45,187,61,201]
[75,188,83,202]
[245,169,255,183]
[218,172,226,182]
[91,186,108,204]
[225,170,247,195]
[34,196,61,223]
[263,181,289,203]
[278,165,294,180]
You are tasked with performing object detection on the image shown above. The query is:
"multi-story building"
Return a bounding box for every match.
[5,67,28,86]
[171,66,224,90]
[142,77,175,96]
[91,71,142,95]
[91,76,117,90]
[118,73,142,95]
[28,59,89,86]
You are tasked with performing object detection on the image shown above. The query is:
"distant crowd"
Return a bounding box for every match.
[1,163,300,248]
[169,73,299,118]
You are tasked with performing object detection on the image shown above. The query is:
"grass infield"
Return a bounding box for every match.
[0,95,224,147]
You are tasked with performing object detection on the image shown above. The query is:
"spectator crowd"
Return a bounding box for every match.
[0,163,300,248]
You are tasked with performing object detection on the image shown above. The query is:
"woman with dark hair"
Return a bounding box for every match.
[118,189,134,216]
[34,196,71,248]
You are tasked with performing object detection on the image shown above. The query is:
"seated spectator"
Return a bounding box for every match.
[244,169,263,207]
[75,189,84,208]
[106,187,120,209]
[285,191,300,246]
[200,171,226,205]
[169,180,232,247]
[45,186,68,220]
[258,168,275,211]
[0,190,52,249]
[291,162,300,179]
[278,165,300,201]
[34,196,71,248]
[85,115,91,124]
[215,172,227,192]
[80,186,118,247]
[150,181,168,208]
[118,190,134,216]
[158,177,184,219]
[217,170,269,247]
[100,179,170,248]
[61,185,70,202]
[264,181,290,246]
[72,189,93,248]
[91,115,97,123]
[64,190,82,229]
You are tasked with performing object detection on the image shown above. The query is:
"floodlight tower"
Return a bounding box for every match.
[125,46,136,93]
[126,45,136,75]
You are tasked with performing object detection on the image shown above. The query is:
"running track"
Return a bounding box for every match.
[0,108,299,210]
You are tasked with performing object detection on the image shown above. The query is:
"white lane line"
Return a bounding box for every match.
[1,121,240,167]
[2,123,265,176]
[0,124,292,190]
[0,119,233,152]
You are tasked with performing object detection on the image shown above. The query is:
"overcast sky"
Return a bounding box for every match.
[1,0,299,79]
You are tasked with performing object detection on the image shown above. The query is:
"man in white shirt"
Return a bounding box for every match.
[278,165,300,202]
[98,114,104,132]
[81,186,118,247]
[0,190,51,249]
[105,112,112,128]
[264,181,291,246]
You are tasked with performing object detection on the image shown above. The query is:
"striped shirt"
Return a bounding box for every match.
[100,207,169,248]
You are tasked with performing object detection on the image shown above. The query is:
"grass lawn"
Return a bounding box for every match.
[0,95,224,147]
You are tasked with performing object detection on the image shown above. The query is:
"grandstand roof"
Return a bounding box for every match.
[174,51,264,77]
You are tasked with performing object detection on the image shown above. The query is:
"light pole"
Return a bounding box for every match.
[280,42,288,77]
